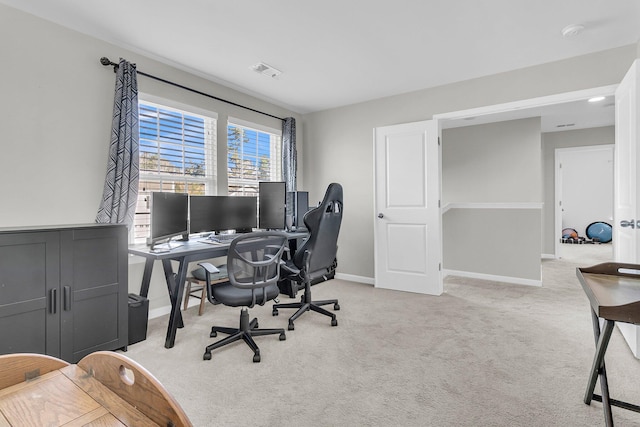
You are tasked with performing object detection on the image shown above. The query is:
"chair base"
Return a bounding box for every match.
[203,308,285,363]
[272,293,339,330]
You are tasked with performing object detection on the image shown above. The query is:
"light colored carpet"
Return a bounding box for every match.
[122,246,640,426]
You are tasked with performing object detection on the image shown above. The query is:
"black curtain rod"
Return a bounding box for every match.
[100,57,285,121]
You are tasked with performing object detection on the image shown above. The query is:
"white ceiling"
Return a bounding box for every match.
[2,0,639,130]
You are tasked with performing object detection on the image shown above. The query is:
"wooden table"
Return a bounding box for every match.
[577,262,640,427]
[0,351,192,426]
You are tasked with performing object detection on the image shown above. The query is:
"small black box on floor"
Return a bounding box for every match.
[128,293,149,345]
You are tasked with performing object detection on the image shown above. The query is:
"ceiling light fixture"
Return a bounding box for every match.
[561,24,585,38]
[588,96,605,103]
[250,62,282,79]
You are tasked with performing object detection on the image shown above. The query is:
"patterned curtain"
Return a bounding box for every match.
[282,117,297,192]
[96,59,139,228]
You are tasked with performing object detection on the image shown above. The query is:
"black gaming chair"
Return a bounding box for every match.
[199,231,288,363]
[272,183,343,330]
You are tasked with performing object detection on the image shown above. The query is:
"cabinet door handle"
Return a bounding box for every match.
[50,288,57,314]
[63,286,71,311]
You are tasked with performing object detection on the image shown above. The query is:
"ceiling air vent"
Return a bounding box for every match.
[250,62,282,78]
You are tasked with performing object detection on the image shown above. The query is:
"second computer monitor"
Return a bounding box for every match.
[225,196,258,233]
[259,181,286,230]
[190,196,223,234]
[190,195,257,234]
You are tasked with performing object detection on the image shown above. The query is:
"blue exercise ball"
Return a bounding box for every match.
[586,222,612,243]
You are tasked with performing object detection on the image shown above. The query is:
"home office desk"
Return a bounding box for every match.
[576,262,640,427]
[128,231,308,349]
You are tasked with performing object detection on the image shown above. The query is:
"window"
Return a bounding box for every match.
[227,119,282,196]
[133,100,217,243]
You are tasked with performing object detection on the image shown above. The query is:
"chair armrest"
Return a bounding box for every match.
[198,262,219,274]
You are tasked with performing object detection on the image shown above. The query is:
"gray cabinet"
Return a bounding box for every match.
[0,224,128,363]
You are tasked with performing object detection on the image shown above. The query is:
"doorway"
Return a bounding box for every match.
[433,85,617,286]
[555,144,614,261]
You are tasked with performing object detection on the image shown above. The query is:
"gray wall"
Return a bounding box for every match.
[0,4,302,310]
[0,4,302,228]
[442,118,542,203]
[442,208,542,281]
[304,45,637,280]
[441,118,542,281]
[541,126,615,254]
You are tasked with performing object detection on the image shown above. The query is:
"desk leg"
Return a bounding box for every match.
[162,258,190,349]
[584,310,614,426]
[139,258,154,297]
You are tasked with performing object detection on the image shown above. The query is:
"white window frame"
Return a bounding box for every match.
[133,94,218,244]
[227,117,282,196]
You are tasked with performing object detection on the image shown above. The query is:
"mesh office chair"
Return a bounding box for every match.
[199,231,288,363]
[272,183,343,330]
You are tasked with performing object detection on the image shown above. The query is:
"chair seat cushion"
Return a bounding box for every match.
[212,282,280,307]
[192,264,228,281]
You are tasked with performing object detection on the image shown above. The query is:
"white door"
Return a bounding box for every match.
[373,120,442,295]
[613,59,640,358]
[614,60,640,262]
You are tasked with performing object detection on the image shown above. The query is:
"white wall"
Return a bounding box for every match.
[304,46,638,280]
[558,145,613,236]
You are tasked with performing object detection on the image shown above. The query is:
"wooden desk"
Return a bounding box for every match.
[577,262,640,426]
[0,351,192,426]
[128,231,308,349]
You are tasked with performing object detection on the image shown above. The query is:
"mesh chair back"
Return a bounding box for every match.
[227,231,288,307]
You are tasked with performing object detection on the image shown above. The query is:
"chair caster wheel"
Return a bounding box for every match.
[279,332,286,341]
[331,318,338,327]
[203,352,212,360]
[288,322,295,331]
[254,322,259,328]
[334,303,340,310]
[210,331,217,338]
[253,354,261,363]
[272,309,279,316]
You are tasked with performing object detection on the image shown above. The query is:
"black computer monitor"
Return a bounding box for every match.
[189,195,226,234]
[190,195,257,234]
[224,196,258,233]
[259,181,286,230]
[149,192,189,248]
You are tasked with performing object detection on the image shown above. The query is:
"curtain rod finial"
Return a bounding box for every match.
[100,57,118,72]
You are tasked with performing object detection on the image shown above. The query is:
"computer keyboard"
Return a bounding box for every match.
[207,234,238,243]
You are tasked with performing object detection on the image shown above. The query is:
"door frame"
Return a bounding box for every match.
[432,84,618,264]
[554,144,614,259]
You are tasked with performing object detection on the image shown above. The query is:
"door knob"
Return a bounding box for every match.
[620,220,636,229]
[377,213,384,218]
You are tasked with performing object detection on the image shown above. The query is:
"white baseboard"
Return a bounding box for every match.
[541,253,557,260]
[335,273,374,285]
[148,304,173,320]
[443,269,542,287]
